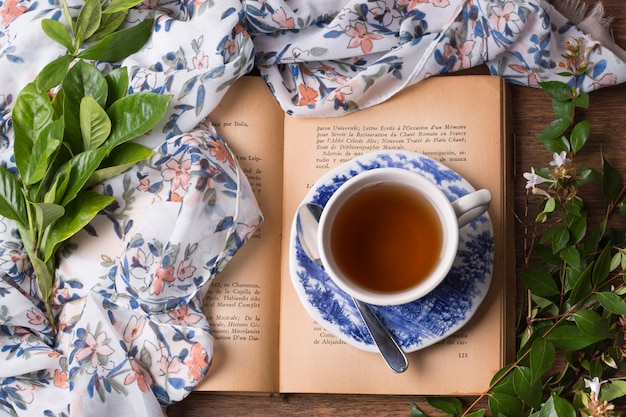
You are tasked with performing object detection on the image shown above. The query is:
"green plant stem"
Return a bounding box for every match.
[16,223,57,334]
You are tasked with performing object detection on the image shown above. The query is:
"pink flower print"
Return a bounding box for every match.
[298,84,319,107]
[271,7,295,29]
[162,157,191,193]
[0,0,27,25]
[159,353,183,376]
[222,37,238,62]
[124,358,152,392]
[0,249,29,275]
[185,342,209,382]
[207,137,235,167]
[132,68,158,91]
[236,220,259,241]
[432,0,450,7]
[397,0,428,12]
[130,248,151,280]
[181,131,205,147]
[489,1,522,35]
[370,1,397,27]
[508,64,539,88]
[591,72,618,89]
[75,330,116,368]
[149,264,175,295]
[345,21,382,54]
[444,31,476,71]
[54,369,69,388]
[137,176,151,192]
[168,305,202,325]
[27,308,47,326]
[193,51,209,69]
[176,259,196,281]
[123,315,147,343]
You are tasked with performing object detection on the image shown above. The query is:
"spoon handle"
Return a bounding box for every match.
[353,298,409,373]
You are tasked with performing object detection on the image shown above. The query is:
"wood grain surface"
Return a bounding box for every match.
[168,2,626,415]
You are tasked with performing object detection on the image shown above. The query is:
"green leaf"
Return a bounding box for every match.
[102,0,143,14]
[538,393,576,417]
[536,118,571,142]
[80,96,111,151]
[41,19,74,52]
[583,218,607,255]
[575,167,601,187]
[570,119,591,153]
[30,255,55,303]
[43,190,115,261]
[78,18,154,62]
[59,147,110,206]
[34,203,65,230]
[105,67,129,107]
[543,197,557,214]
[85,142,153,187]
[552,99,573,121]
[567,214,587,245]
[490,364,516,394]
[89,10,127,41]
[521,268,560,297]
[23,119,64,187]
[543,136,571,154]
[63,60,109,153]
[12,83,55,176]
[597,291,626,315]
[44,163,71,204]
[601,380,626,402]
[592,244,612,287]
[551,225,570,253]
[0,167,28,226]
[106,92,171,147]
[547,324,604,350]
[602,156,623,202]
[560,246,581,269]
[569,262,593,304]
[573,310,611,339]
[426,397,461,415]
[530,338,555,383]
[488,392,523,417]
[409,403,427,417]
[34,55,73,93]
[512,366,542,409]
[74,0,102,44]
[572,91,590,108]
[539,81,573,101]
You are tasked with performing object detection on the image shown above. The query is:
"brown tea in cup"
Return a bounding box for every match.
[318,167,491,306]
[329,182,443,294]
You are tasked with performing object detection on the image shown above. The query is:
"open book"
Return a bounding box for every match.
[196,75,514,395]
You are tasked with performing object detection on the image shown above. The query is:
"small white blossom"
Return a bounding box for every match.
[584,377,608,398]
[523,167,553,189]
[549,151,571,167]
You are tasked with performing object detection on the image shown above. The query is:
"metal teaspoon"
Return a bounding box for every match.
[296,203,409,373]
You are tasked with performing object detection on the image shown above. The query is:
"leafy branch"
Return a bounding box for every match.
[411,38,626,417]
[0,0,171,332]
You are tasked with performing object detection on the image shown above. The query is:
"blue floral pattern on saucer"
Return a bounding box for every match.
[288,150,494,353]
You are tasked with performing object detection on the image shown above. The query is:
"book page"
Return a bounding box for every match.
[197,77,285,392]
[279,75,511,395]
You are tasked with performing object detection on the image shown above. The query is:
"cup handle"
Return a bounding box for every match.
[451,189,492,228]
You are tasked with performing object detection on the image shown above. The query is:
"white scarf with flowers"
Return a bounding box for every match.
[0,0,624,415]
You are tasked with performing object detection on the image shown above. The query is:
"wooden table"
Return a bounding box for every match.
[168,1,626,415]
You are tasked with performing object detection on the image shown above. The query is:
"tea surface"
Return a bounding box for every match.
[330,183,443,293]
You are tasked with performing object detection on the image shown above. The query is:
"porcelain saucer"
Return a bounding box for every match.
[288,150,494,353]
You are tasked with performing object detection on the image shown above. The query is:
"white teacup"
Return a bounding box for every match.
[318,168,491,306]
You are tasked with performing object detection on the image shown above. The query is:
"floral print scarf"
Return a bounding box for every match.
[1,0,625,415]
